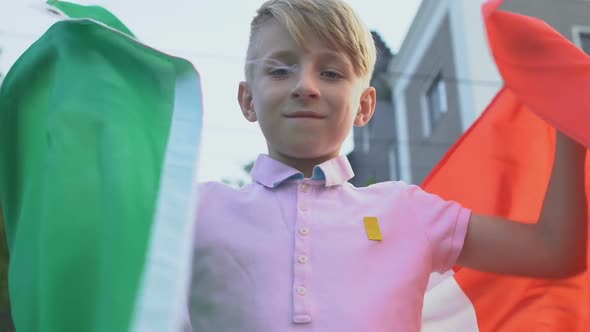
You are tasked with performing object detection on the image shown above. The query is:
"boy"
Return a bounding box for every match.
[188,0,587,331]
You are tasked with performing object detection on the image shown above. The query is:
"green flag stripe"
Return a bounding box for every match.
[1,4,202,330]
[37,17,205,331]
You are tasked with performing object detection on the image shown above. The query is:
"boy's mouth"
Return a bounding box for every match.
[284,111,326,119]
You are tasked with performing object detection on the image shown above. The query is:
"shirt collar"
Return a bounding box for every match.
[250,154,354,188]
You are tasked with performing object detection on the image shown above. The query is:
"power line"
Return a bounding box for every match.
[166,47,504,87]
[0,39,504,89]
[0,27,495,150]
[389,71,502,87]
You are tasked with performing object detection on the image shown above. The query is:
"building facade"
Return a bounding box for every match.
[348,32,396,187]
[388,0,590,185]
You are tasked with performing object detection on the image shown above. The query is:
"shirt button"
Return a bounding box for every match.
[297,286,307,296]
[299,203,308,211]
[298,255,308,264]
[293,314,312,323]
[301,184,309,192]
[299,226,310,236]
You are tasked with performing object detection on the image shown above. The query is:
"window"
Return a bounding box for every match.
[573,26,590,55]
[581,33,590,55]
[361,122,372,153]
[421,73,448,137]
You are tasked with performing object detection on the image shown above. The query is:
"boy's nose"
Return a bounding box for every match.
[291,70,320,100]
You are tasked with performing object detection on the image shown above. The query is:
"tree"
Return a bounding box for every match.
[221,160,255,188]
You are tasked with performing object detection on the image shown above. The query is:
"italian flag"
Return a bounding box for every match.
[422,0,590,331]
[0,1,202,331]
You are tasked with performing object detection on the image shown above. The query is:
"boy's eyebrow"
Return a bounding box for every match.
[262,50,298,61]
[246,57,290,67]
[247,49,353,72]
[245,50,296,67]
[315,49,348,60]
[316,51,352,66]
[262,49,351,66]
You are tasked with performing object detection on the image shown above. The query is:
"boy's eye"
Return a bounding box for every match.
[265,65,295,78]
[321,70,343,80]
[268,68,290,77]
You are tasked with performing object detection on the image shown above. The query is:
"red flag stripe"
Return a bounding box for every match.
[422,1,590,331]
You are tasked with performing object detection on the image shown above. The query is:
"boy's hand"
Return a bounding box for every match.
[457,131,587,277]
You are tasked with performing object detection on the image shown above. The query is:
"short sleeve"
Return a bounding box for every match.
[406,185,471,273]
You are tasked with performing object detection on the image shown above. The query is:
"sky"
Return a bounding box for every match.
[0,0,423,183]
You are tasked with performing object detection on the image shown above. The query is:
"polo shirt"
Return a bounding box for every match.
[189,154,471,331]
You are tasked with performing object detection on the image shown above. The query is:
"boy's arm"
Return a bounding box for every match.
[457,131,587,277]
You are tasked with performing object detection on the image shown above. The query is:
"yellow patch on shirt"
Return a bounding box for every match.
[363,217,383,241]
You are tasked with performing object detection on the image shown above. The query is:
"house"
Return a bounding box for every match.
[388,0,590,185]
[347,31,396,187]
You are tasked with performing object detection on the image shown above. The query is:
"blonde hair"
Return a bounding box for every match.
[245,0,377,86]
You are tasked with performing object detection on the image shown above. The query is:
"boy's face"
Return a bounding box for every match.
[238,19,376,164]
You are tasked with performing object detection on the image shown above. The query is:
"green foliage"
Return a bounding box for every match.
[221,178,246,187]
[242,161,255,174]
[366,175,378,186]
[221,160,255,188]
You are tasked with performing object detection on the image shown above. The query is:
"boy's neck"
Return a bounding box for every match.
[268,151,339,178]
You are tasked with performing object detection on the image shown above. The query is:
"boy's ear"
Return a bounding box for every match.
[354,86,376,127]
[238,81,257,122]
